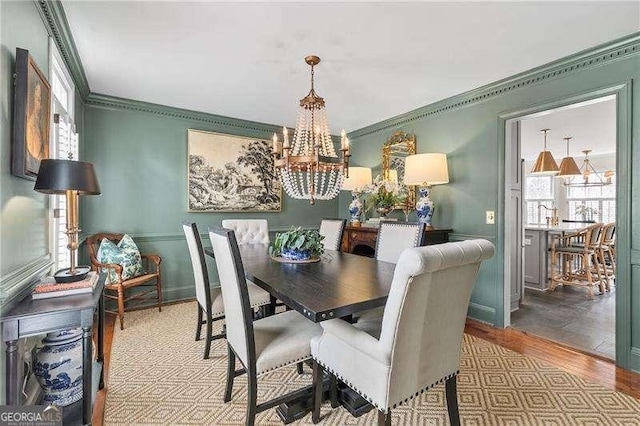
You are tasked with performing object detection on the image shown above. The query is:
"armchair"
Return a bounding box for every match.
[87,233,162,330]
[311,239,495,425]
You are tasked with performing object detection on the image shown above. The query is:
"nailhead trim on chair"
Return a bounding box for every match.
[313,356,458,412]
[376,223,422,258]
[209,300,271,319]
[257,355,312,377]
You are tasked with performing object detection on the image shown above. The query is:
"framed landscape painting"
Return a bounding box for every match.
[12,48,51,180]
[187,129,282,212]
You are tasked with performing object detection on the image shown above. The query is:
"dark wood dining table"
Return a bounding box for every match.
[204,243,396,421]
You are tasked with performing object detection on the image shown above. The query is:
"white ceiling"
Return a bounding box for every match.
[62,1,639,133]
[520,96,616,161]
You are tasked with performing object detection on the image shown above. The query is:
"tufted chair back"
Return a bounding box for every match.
[378,239,494,408]
[311,239,495,413]
[375,222,426,264]
[221,219,269,245]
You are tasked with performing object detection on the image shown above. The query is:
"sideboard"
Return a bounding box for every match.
[340,225,452,257]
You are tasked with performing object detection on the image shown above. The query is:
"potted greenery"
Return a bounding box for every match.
[270,227,325,262]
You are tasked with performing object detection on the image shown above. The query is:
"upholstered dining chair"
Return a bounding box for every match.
[87,233,162,330]
[319,218,347,251]
[311,239,495,425]
[355,222,426,325]
[221,219,270,245]
[375,222,426,264]
[182,222,271,359]
[209,226,322,426]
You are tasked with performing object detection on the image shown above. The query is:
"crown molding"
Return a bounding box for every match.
[349,32,640,139]
[86,92,293,135]
[35,0,91,99]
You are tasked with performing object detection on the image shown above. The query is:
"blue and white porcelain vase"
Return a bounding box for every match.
[34,328,83,406]
[281,248,312,261]
[416,186,435,228]
[348,193,363,225]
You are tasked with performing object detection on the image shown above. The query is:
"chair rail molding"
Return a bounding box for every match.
[0,254,53,310]
[35,0,90,98]
[349,32,640,138]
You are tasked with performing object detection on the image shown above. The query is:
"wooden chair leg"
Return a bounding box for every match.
[297,362,304,375]
[156,273,162,312]
[246,369,258,426]
[224,346,235,403]
[446,376,461,426]
[329,373,339,408]
[195,306,203,341]
[204,311,213,359]
[312,360,323,424]
[377,410,391,426]
[117,288,125,330]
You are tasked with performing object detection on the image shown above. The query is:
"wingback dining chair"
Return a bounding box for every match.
[311,239,495,425]
[319,218,347,251]
[209,226,322,426]
[87,233,162,330]
[182,222,271,359]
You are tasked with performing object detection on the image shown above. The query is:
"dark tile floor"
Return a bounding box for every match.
[511,285,615,360]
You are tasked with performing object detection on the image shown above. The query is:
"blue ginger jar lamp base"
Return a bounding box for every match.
[348,193,364,227]
[416,186,435,230]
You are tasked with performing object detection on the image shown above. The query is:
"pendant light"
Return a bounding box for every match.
[557,136,581,177]
[563,149,614,187]
[530,129,559,175]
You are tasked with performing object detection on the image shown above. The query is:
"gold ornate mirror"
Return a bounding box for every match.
[382,131,416,210]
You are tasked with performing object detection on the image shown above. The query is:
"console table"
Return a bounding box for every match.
[340,225,452,256]
[1,277,105,425]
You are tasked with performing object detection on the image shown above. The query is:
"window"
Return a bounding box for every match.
[525,175,554,224]
[49,39,78,272]
[567,172,616,223]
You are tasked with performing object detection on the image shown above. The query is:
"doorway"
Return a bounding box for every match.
[504,95,617,360]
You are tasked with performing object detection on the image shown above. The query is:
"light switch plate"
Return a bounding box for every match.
[486,211,495,224]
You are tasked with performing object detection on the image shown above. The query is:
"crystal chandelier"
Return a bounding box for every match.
[272,55,350,204]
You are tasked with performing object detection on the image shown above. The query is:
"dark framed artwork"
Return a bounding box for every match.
[12,48,51,180]
[187,129,282,212]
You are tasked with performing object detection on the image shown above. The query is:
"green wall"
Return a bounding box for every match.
[0,0,52,308]
[343,34,640,371]
[81,99,338,302]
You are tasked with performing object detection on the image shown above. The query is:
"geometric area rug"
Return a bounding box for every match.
[105,302,640,425]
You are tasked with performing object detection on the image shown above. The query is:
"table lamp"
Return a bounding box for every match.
[35,159,101,283]
[341,167,372,227]
[404,153,449,230]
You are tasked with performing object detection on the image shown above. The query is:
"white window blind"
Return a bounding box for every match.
[49,38,77,272]
[524,175,554,225]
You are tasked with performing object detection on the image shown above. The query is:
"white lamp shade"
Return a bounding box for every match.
[403,153,450,186]
[342,167,372,191]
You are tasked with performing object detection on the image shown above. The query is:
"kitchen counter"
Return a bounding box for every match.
[525,223,591,233]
